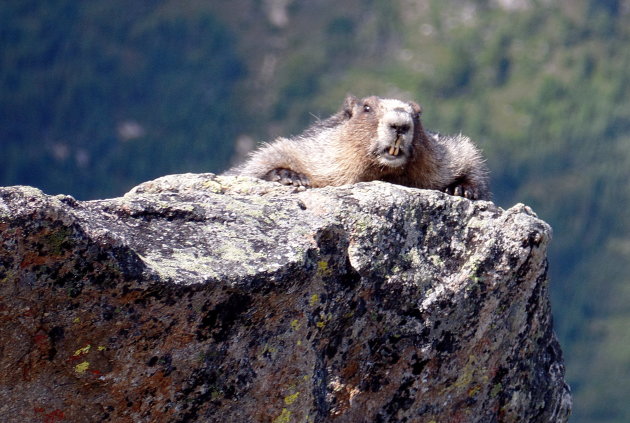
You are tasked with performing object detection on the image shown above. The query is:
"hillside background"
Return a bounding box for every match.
[2,1,630,421]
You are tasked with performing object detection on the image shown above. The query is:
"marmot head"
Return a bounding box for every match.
[341,95,423,169]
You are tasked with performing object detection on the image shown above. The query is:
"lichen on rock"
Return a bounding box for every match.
[0,173,571,422]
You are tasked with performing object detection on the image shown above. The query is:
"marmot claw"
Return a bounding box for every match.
[445,183,479,200]
[264,168,312,188]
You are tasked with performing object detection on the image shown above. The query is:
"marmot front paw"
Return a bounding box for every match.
[445,182,480,200]
[264,168,312,189]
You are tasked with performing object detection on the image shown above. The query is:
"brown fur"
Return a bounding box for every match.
[225,95,490,200]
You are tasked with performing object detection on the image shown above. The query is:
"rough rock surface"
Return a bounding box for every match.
[0,173,571,422]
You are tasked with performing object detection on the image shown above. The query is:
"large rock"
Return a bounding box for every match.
[0,173,571,422]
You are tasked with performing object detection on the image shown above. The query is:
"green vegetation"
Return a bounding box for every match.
[2,1,630,421]
[1,1,244,198]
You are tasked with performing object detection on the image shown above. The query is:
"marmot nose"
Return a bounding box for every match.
[390,123,410,135]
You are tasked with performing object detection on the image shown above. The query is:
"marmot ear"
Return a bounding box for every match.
[409,101,422,116]
[343,95,358,119]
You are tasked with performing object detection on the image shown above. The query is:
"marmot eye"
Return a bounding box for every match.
[363,104,372,113]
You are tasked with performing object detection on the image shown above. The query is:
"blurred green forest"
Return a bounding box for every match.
[2,0,630,421]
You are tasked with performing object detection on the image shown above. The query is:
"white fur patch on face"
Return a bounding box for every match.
[375,99,415,167]
[379,99,414,115]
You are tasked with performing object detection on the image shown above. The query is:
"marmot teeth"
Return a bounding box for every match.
[389,136,402,156]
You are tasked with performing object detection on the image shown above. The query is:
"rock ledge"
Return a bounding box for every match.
[0,173,571,422]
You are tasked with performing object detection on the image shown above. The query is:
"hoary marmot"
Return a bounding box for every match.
[225,95,490,200]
